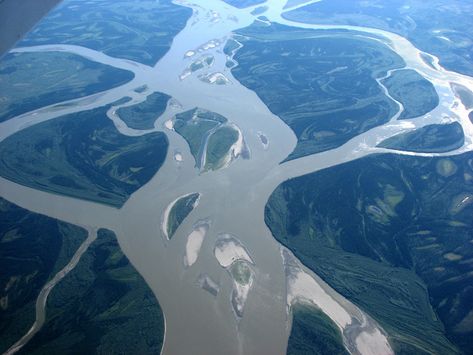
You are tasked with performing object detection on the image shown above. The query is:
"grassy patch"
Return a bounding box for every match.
[0,106,168,207]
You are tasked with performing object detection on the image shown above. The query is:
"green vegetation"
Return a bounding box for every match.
[251,6,268,16]
[0,106,168,207]
[287,303,348,355]
[0,198,87,353]
[452,84,473,110]
[232,23,403,160]
[188,56,214,73]
[230,261,251,286]
[283,0,473,77]
[117,91,171,130]
[379,122,464,153]
[19,0,192,66]
[173,108,227,168]
[383,69,439,119]
[204,126,239,171]
[266,153,473,354]
[0,52,133,122]
[167,193,200,239]
[19,229,164,354]
[224,38,241,56]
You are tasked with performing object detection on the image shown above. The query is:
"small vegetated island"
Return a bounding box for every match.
[165,192,201,240]
[171,108,241,171]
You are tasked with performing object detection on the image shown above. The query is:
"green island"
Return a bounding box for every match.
[251,6,268,16]
[224,39,241,57]
[287,303,348,355]
[116,91,171,130]
[382,69,439,119]
[452,84,473,110]
[167,193,200,239]
[19,0,192,66]
[0,106,168,207]
[230,260,252,286]
[173,108,227,168]
[188,56,214,73]
[266,152,473,354]
[232,22,404,160]
[283,0,473,77]
[0,51,134,123]
[204,126,239,171]
[18,229,165,355]
[378,122,464,153]
[0,198,87,353]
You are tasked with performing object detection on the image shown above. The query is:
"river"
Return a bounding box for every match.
[1,1,473,354]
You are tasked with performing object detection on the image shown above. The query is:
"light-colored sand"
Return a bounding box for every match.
[164,119,174,130]
[214,234,253,268]
[355,329,394,355]
[200,72,230,84]
[229,124,244,158]
[202,40,219,50]
[232,279,252,317]
[184,224,207,267]
[287,269,352,329]
[215,124,245,170]
[174,153,183,162]
[179,70,191,81]
[283,248,394,355]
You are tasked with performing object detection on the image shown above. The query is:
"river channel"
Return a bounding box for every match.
[1,1,473,354]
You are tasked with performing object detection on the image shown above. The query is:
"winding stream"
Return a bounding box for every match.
[1,1,473,354]
[4,228,97,355]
